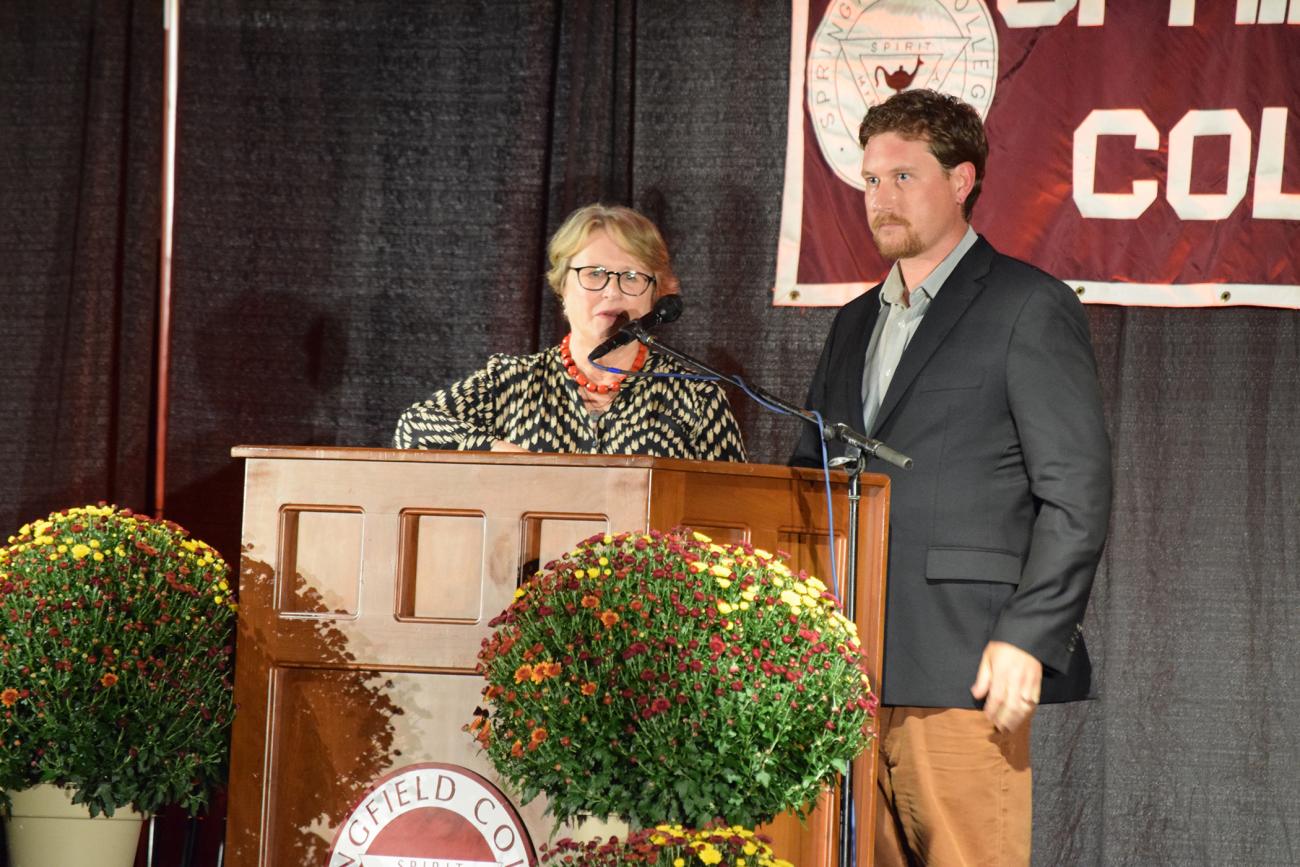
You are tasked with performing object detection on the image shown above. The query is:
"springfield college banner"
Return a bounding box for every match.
[775,0,1300,308]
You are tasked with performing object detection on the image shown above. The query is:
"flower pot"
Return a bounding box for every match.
[3,783,145,867]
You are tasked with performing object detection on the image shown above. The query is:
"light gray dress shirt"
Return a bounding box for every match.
[862,226,979,433]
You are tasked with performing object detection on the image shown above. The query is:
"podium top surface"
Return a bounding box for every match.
[230,445,862,483]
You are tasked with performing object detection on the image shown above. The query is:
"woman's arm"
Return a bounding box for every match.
[393,361,504,451]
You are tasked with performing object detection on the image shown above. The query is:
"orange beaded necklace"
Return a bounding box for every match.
[560,333,648,394]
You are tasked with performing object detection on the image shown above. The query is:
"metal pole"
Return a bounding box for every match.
[154,0,181,517]
[834,451,865,867]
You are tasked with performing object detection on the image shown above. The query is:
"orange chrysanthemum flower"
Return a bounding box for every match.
[100,672,119,688]
[0,688,19,707]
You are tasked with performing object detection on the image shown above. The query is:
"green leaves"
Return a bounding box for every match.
[0,505,235,818]
[474,529,876,829]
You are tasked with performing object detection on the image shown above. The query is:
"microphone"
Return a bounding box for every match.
[587,295,683,363]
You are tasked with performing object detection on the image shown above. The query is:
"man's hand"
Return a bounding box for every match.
[490,440,529,453]
[970,640,1042,733]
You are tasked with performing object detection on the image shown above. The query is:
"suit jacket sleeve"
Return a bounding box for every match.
[991,283,1113,674]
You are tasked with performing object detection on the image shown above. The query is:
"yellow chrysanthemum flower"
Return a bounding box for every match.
[697,845,723,865]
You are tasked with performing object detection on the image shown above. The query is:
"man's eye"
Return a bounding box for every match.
[898,173,911,182]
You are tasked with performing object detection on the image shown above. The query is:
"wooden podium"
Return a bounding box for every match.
[225,447,888,866]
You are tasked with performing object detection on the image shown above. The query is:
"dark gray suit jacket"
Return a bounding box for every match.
[792,237,1112,707]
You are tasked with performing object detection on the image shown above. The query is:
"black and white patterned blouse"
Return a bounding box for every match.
[393,346,747,461]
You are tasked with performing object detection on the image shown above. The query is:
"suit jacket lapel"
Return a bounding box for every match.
[870,239,995,436]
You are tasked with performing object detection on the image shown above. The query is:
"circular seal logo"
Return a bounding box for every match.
[328,763,536,867]
[807,0,998,189]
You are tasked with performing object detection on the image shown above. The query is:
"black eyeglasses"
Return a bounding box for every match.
[568,265,657,297]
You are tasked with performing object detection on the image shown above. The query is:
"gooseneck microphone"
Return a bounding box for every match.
[587,295,684,363]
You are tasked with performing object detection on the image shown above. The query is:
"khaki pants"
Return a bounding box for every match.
[874,706,1033,867]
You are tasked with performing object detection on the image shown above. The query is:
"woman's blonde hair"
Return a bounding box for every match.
[545,204,676,298]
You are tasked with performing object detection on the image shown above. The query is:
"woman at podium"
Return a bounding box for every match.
[393,204,746,461]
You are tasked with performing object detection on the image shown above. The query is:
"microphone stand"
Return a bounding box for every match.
[624,330,913,470]
[608,330,911,867]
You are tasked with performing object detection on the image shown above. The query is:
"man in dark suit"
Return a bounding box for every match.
[791,89,1112,866]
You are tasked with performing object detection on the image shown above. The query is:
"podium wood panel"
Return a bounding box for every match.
[225,447,887,866]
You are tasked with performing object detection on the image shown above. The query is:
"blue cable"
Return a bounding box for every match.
[599,360,854,863]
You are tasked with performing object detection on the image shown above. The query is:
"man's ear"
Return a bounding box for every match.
[951,161,977,207]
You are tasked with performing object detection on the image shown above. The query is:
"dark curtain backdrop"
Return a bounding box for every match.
[0,0,159,527]
[2,2,1297,866]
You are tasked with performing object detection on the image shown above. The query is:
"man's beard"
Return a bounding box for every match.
[870,216,925,260]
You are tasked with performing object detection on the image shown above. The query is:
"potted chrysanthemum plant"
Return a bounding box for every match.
[0,504,236,866]
[471,528,876,866]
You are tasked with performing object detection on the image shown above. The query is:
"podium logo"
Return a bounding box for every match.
[807,0,998,190]
[328,763,535,867]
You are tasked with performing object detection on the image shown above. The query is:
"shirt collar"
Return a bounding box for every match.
[880,226,979,309]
